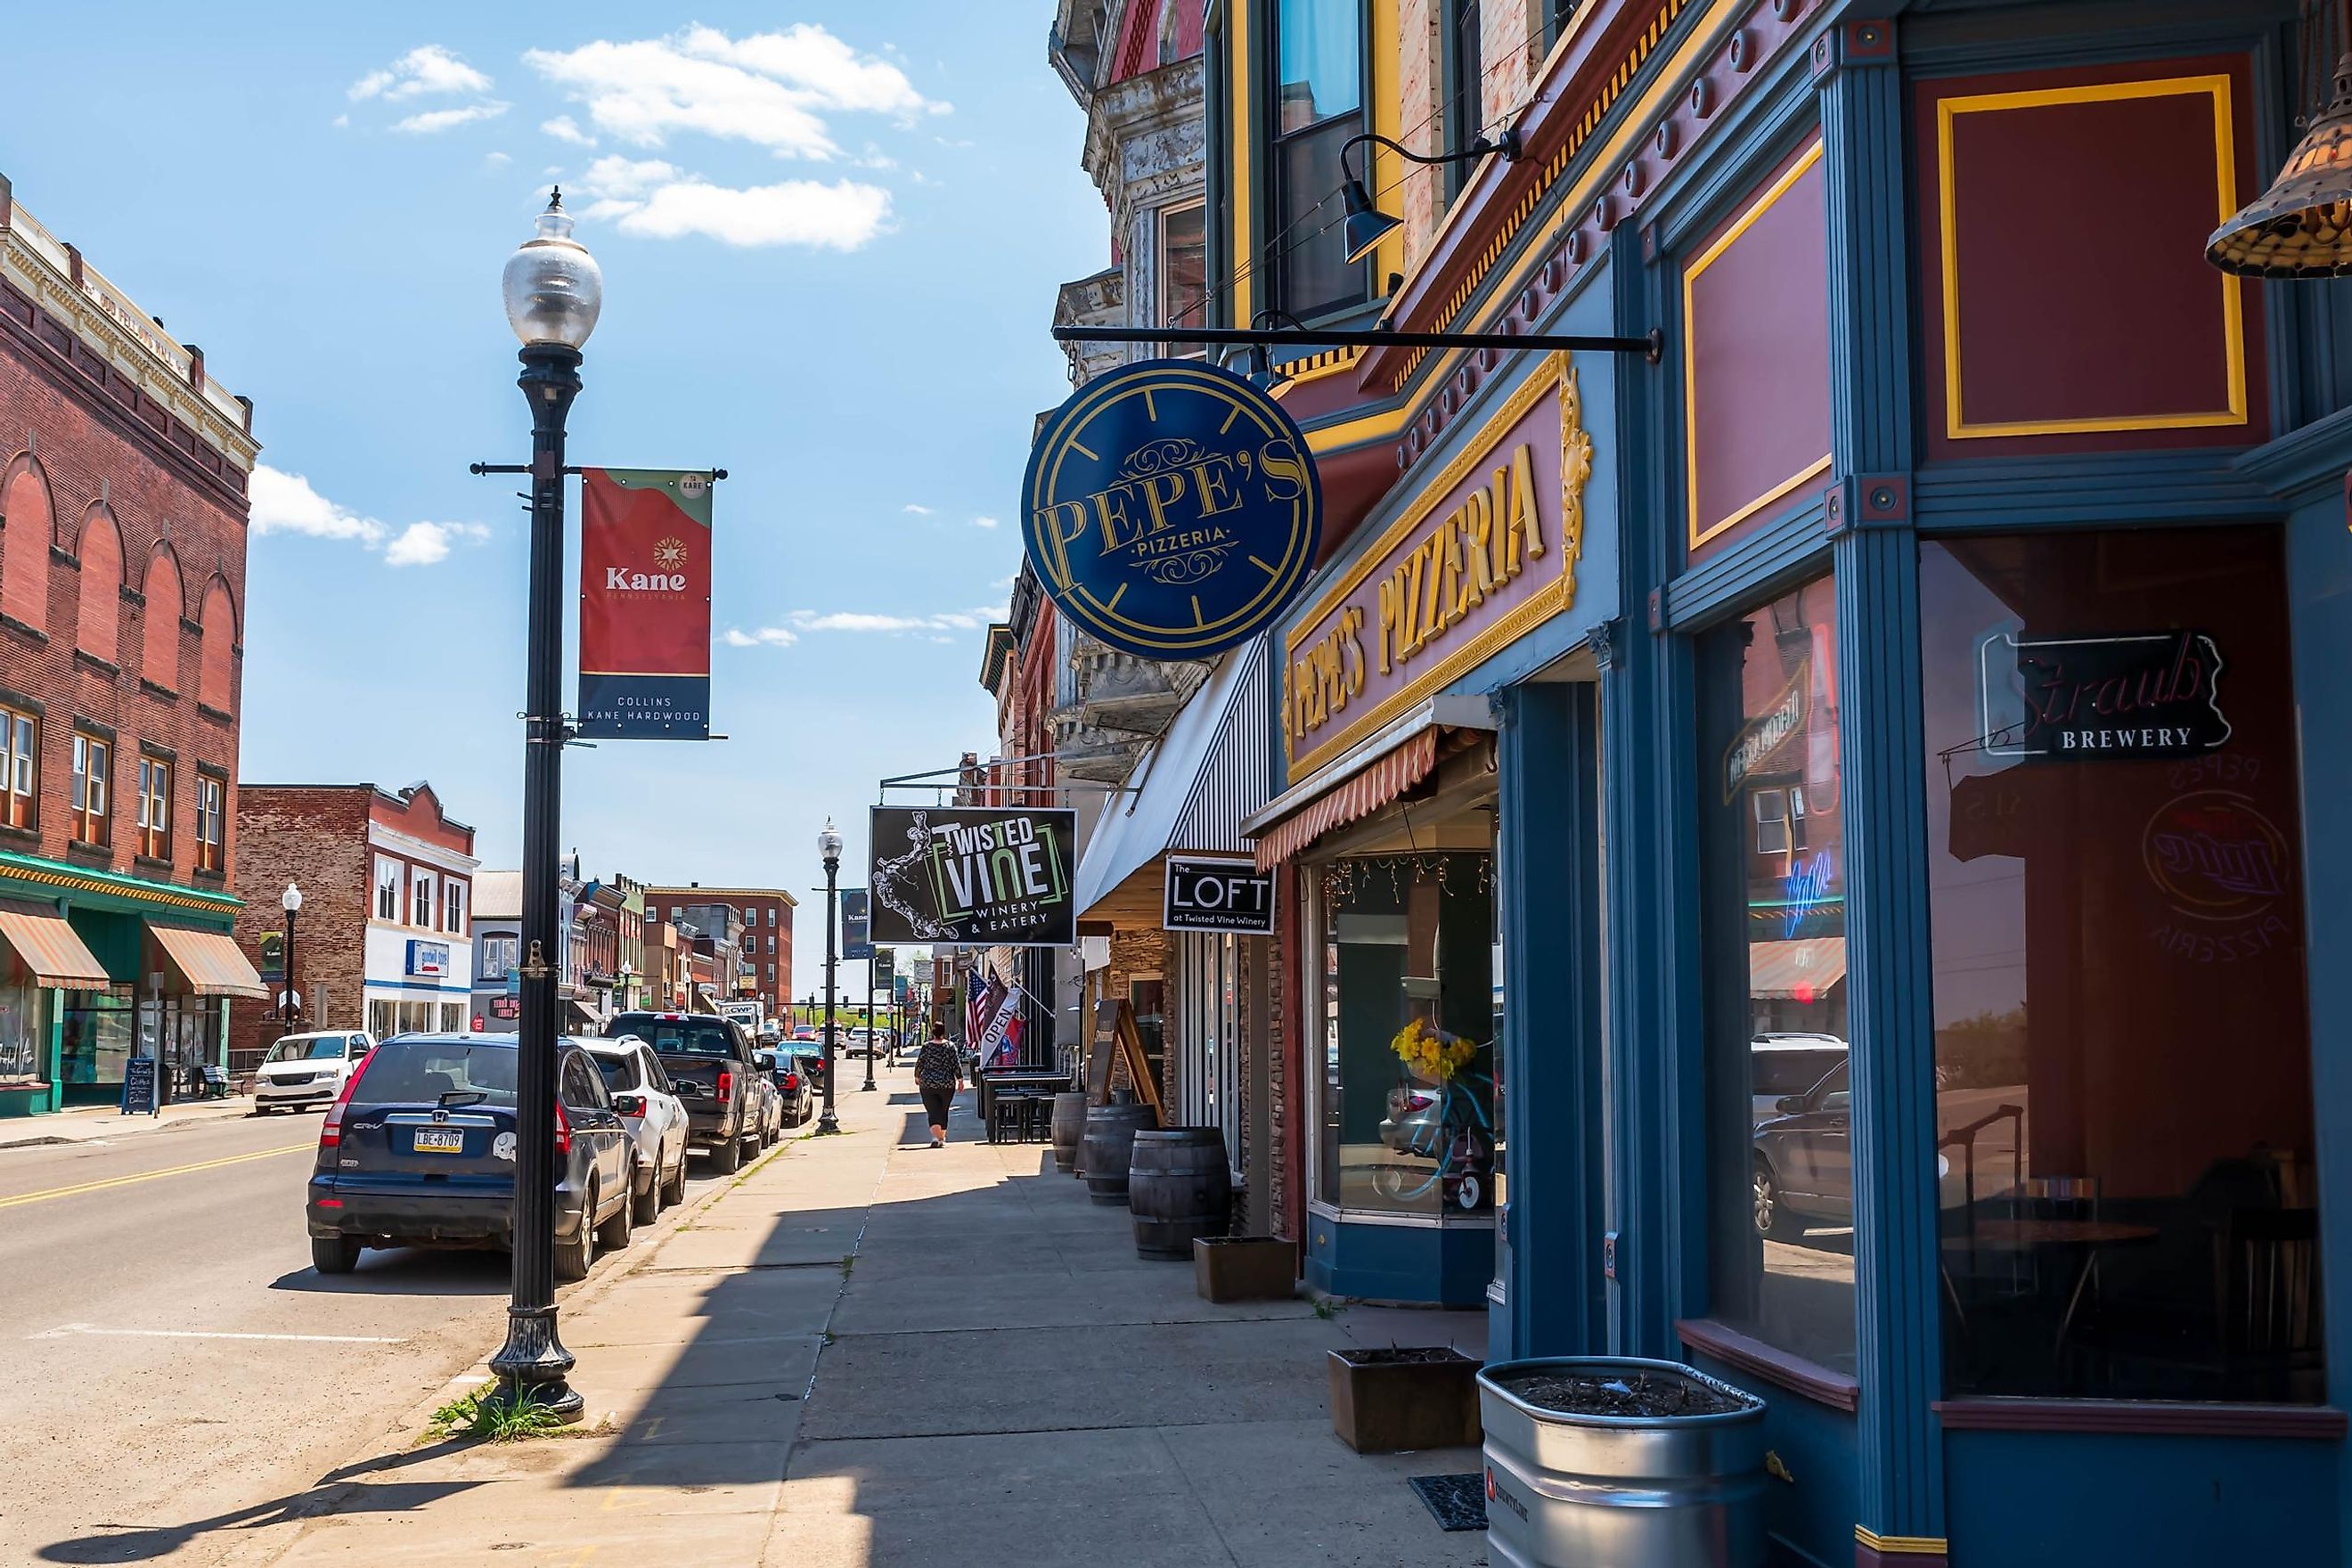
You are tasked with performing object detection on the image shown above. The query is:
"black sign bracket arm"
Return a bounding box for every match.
[1050,325,1664,363]
[876,760,1138,799]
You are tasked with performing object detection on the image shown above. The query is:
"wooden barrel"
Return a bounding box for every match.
[1049,1093,1088,1173]
[1080,1103,1157,1204]
[1129,1128,1233,1258]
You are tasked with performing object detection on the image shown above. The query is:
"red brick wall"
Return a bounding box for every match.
[367,782,474,856]
[0,288,249,894]
[229,787,371,1072]
[644,887,796,1014]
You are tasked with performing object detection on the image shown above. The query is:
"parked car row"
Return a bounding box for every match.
[302,1010,794,1280]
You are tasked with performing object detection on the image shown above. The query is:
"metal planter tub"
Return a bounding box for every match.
[1476,1357,1768,1568]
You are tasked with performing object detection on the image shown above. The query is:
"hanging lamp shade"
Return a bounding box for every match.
[2209,53,2352,276]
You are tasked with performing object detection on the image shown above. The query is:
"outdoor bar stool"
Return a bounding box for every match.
[1022,1094,1056,1143]
[990,1090,1034,1145]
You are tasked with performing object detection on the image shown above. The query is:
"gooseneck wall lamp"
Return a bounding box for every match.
[1339,129,1524,264]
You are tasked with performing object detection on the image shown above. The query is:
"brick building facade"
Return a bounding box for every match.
[230,783,475,1071]
[644,886,795,1017]
[0,172,267,1114]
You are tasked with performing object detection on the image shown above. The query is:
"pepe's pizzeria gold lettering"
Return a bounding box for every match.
[1287,440,1548,754]
[1375,443,1540,676]
[1033,439,1307,566]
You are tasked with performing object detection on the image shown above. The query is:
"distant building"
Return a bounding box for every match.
[469,869,520,1033]
[0,172,268,1113]
[231,782,475,1066]
[645,885,795,1017]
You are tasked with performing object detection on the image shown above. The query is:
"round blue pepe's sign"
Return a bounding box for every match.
[1023,357,1322,659]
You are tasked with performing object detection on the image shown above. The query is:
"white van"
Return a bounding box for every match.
[255,1031,375,1112]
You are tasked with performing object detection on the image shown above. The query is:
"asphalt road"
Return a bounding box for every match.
[0,1106,712,1566]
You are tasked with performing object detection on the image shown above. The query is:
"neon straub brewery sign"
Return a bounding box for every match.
[1023,358,1323,659]
[1283,353,1595,777]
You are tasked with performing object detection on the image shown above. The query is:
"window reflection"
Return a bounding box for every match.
[1923,529,2320,1402]
[1702,575,1854,1375]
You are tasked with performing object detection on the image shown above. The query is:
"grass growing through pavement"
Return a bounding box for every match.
[429,1387,571,1442]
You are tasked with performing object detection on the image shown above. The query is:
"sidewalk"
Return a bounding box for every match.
[249,1068,1490,1566]
[0,1093,258,1148]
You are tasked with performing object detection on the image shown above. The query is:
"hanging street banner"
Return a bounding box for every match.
[840,888,873,962]
[870,805,1078,948]
[1023,357,1321,660]
[874,946,896,992]
[577,469,715,739]
[1163,854,1277,935]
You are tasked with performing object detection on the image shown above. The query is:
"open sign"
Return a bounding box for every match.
[1162,855,1276,935]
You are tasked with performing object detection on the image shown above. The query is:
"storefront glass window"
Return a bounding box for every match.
[1699,574,1853,1375]
[1313,851,1497,1217]
[60,988,135,1085]
[0,976,46,1082]
[1922,527,2319,1402]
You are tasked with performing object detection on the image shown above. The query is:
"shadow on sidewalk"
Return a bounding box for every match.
[38,1475,484,1564]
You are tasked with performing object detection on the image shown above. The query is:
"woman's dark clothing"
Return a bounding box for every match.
[915,1037,960,1089]
[919,1082,955,1125]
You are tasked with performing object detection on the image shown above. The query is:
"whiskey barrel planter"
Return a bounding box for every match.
[1476,1357,1766,1567]
[1049,1093,1087,1173]
[1128,1128,1231,1258]
[1079,1102,1156,1204]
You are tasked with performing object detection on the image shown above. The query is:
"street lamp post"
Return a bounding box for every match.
[279,882,302,1031]
[817,820,844,1134]
[486,191,601,1421]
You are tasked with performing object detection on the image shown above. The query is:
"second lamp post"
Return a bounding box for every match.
[816,818,844,1135]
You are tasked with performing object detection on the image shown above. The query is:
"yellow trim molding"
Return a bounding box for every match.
[1936,74,2245,440]
[1856,1526,1949,1556]
[1681,138,1831,550]
[1284,352,1591,780]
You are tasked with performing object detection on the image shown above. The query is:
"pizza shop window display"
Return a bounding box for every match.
[1311,840,1498,1221]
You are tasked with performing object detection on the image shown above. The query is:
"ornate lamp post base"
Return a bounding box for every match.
[486,1304,584,1418]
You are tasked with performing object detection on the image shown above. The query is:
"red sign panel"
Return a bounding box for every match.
[577,469,714,739]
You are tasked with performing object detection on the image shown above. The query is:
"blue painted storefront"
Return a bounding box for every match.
[1238,3,2352,1564]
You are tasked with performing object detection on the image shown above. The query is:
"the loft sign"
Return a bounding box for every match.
[1282,354,1593,779]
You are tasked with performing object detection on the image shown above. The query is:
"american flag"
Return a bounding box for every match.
[965,971,1001,1049]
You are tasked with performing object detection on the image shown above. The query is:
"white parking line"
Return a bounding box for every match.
[29,1323,405,1344]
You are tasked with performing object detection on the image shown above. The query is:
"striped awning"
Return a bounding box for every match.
[1254,729,1441,871]
[0,901,111,989]
[1747,937,1848,1000]
[148,923,270,1000]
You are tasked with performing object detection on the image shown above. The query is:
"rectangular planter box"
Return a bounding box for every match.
[1327,1346,1482,1453]
[1194,1236,1295,1302]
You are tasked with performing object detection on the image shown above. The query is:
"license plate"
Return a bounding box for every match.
[412,1128,465,1153]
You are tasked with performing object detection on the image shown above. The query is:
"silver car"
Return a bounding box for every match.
[581,1036,690,1222]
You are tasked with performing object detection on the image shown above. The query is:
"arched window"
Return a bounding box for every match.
[1,460,52,633]
[199,577,235,714]
[142,545,183,691]
[76,506,123,665]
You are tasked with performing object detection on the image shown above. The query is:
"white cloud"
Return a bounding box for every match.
[249,466,383,545]
[971,515,1000,529]
[385,521,491,568]
[576,155,681,200]
[901,502,935,516]
[723,626,800,648]
[542,114,597,147]
[607,177,890,249]
[350,45,492,102]
[778,605,1004,635]
[394,102,510,135]
[249,466,487,569]
[331,113,350,129]
[524,24,945,162]
[482,151,512,169]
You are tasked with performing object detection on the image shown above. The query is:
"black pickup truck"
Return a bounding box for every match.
[604,1011,778,1173]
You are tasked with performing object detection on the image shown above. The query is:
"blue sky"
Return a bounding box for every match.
[3,4,1100,993]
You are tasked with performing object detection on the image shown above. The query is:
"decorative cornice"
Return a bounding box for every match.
[0,227,258,470]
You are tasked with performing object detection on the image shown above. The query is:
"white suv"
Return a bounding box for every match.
[255,1031,374,1112]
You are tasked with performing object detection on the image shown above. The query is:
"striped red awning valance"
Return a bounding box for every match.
[1254,729,1441,871]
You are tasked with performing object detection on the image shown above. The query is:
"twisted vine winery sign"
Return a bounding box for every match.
[1283,354,1595,779]
[870,806,1077,948]
[1978,629,2230,761]
[1023,358,1322,659]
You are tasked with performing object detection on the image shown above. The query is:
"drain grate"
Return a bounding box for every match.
[1407,1472,1488,1532]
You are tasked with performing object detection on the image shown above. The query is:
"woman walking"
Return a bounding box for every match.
[914,1024,963,1148]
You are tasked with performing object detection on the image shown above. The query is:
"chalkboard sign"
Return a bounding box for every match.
[120,1056,159,1116]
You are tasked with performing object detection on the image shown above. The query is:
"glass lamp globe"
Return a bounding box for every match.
[502,191,603,349]
[819,818,845,864]
[282,882,303,914]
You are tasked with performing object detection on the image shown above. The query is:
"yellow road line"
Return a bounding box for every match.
[0,1141,314,1210]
